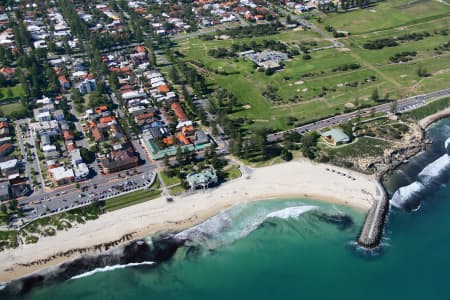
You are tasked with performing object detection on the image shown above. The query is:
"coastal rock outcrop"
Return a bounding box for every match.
[1,234,185,297]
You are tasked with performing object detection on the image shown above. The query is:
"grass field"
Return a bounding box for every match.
[224,165,241,181]
[160,171,181,186]
[0,102,26,116]
[320,0,450,34]
[103,189,162,212]
[168,185,186,196]
[173,0,450,132]
[0,84,25,101]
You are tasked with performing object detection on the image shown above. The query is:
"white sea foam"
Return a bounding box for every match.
[0,283,6,291]
[265,206,318,220]
[444,137,450,154]
[417,154,450,185]
[70,261,155,280]
[391,137,450,210]
[391,181,425,209]
[175,205,318,249]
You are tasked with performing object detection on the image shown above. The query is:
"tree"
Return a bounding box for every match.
[0,203,7,214]
[390,100,398,114]
[417,65,430,77]
[371,88,380,102]
[80,147,95,164]
[286,14,292,24]
[109,72,120,90]
[163,154,170,168]
[176,146,182,162]
[281,149,293,161]
[8,199,17,211]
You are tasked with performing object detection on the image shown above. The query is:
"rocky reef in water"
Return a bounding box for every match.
[313,212,354,231]
[0,234,185,297]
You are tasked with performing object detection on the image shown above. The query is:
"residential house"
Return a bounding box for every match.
[78,78,97,94]
[53,109,65,121]
[0,143,13,157]
[58,75,71,89]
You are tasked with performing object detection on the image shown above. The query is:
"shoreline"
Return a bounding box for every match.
[418,107,450,129]
[0,160,376,283]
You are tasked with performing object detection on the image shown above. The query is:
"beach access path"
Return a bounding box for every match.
[0,160,377,283]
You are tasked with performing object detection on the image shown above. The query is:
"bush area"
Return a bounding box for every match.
[0,204,101,250]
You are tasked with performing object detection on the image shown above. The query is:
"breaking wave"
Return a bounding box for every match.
[70,261,155,280]
[175,205,318,250]
[391,137,450,210]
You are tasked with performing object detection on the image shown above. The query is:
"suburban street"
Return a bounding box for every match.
[267,87,450,142]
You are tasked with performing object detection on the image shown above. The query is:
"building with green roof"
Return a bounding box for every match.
[321,128,350,146]
[186,168,218,190]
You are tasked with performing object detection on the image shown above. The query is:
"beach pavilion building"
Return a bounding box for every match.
[321,128,350,146]
[186,168,218,190]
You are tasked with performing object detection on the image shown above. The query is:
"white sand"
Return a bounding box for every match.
[0,160,377,282]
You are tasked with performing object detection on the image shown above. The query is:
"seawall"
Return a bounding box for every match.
[357,180,389,249]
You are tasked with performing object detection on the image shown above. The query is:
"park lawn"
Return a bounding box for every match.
[224,165,241,181]
[348,34,450,65]
[0,102,26,116]
[177,13,450,132]
[168,184,186,196]
[378,55,450,94]
[321,0,450,34]
[103,189,162,212]
[0,84,25,100]
[160,171,181,186]
[418,69,450,93]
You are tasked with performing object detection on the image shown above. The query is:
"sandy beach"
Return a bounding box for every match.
[0,159,377,283]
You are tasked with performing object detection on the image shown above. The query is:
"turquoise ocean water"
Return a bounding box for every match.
[7,118,450,300]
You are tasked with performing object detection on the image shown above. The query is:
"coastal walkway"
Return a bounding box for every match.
[357,181,389,248]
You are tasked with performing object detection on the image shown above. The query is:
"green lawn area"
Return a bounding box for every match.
[174,6,450,133]
[168,184,186,196]
[0,84,25,100]
[103,189,162,212]
[178,36,395,131]
[224,165,241,181]
[320,0,450,34]
[0,102,26,116]
[160,171,181,186]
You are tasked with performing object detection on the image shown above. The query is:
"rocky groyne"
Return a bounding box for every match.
[357,180,389,249]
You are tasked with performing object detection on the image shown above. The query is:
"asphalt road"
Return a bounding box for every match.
[267,87,450,142]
